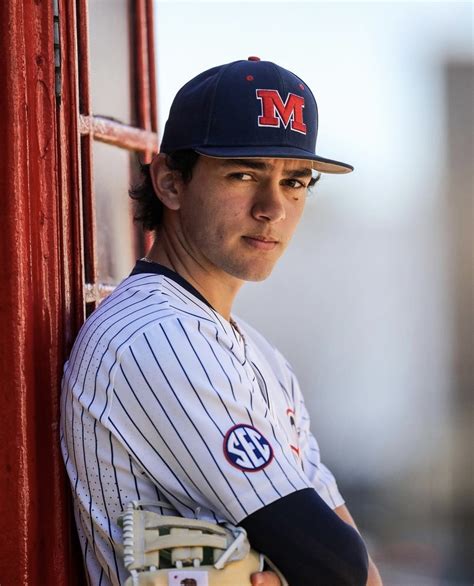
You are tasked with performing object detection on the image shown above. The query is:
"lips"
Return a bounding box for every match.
[242,235,279,251]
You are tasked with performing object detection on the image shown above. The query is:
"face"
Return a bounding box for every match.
[171,156,313,282]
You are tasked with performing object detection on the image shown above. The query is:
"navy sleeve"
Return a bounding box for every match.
[239,488,368,586]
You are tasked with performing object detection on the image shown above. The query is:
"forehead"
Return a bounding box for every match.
[200,156,313,175]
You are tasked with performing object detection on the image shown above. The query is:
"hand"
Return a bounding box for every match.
[251,571,281,586]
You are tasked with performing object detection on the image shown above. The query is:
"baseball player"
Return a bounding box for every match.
[60,57,383,586]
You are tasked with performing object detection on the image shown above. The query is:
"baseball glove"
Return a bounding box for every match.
[119,501,287,586]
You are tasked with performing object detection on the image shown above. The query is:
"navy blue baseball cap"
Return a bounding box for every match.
[160,57,353,174]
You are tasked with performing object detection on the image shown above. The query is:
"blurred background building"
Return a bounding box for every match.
[152,2,473,584]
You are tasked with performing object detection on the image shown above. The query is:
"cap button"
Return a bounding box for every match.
[247,56,261,61]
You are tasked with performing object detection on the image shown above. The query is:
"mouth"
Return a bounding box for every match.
[242,235,279,251]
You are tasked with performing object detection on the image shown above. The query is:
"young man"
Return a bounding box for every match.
[61,57,382,585]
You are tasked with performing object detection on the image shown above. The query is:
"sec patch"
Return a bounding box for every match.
[224,424,273,472]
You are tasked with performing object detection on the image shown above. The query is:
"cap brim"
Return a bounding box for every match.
[194,146,353,174]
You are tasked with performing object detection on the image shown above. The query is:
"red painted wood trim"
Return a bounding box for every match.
[134,0,151,133]
[81,133,98,300]
[143,0,158,252]
[146,0,158,135]
[77,0,91,115]
[58,0,87,341]
[56,0,91,578]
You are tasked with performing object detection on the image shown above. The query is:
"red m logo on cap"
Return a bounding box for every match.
[256,89,307,135]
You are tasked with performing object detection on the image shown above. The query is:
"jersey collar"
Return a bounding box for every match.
[130,259,214,310]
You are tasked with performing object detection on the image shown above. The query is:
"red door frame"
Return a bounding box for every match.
[0,1,81,583]
[0,1,157,583]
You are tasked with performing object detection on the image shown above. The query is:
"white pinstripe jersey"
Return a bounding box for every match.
[60,262,344,586]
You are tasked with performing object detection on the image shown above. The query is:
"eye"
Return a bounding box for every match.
[229,172,253,181]
[283,178,308,190]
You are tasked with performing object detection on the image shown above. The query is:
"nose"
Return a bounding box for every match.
[251,182,286,223]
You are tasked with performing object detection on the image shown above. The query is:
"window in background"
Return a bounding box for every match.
[77,0,157,314]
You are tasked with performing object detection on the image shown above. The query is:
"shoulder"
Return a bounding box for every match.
[63,275,247,415]
[64,272,241,387]
[103,278,248,372]
[78,273,222,350]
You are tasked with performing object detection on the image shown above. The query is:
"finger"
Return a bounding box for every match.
[250,570,282,586]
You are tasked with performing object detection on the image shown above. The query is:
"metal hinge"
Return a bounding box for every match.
[53,0,61,103]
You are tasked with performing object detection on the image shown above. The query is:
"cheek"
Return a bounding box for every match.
[213,201,247,236]
[188,203,231,246]
[286,201,305,231]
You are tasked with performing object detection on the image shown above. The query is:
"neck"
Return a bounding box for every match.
[145,230,243,321]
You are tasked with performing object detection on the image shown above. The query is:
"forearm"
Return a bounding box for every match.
[241,489,369,586]
[366,557,383,586]
[334,505,383,586]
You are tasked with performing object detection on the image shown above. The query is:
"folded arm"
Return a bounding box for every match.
[243,496,383,586]
[333,504,383,586]
[241,488,369,586]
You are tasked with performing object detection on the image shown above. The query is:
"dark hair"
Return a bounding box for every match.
[129,150,200,231]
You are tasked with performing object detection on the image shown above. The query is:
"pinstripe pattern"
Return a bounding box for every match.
[60,262,343,586]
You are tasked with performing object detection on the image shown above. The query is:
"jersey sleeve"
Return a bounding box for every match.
[105,315,313,524]
[240,488,368,586]
[289,367,345,510]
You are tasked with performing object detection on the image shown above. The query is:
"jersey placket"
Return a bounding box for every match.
[239,331,278,423]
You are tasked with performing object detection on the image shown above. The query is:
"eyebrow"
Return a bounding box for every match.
[220,158,313,178]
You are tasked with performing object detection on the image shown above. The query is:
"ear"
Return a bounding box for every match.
[149,153,182,210]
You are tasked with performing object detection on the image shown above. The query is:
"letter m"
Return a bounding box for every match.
[256,89,307,135]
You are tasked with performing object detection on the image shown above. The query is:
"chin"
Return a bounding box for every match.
[214,250,281,282]
[229,263,276,282]
[245,269,274,282]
